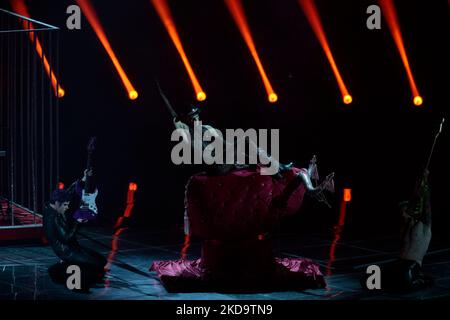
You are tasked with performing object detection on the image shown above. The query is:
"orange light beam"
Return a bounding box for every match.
[105,227,126,273]
[150,0,206,102]
[225,0,277,103]
[113,183,137,230]
[298,0,352,105]
[379,0,422,106]
[180,234,190,260]
[107,183,138,272]
[76,0,138,100]
[343,188,352,202]
[10,0,65,98]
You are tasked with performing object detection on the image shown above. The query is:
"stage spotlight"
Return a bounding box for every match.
[379,0,422,108]
[197,91,207,101]
[298,0,352,106]
[129,182,138,191]
[225,0,277,104]
[129,90,139,100]
[58,88,65,98]
[344,188,352,202]
[77,0,138,101]
[414,96,423,106]
[343,95,352,104]
[57,182,65,190]
[10,0,65,99]
[268,93,278,103]
[151,0,207,102]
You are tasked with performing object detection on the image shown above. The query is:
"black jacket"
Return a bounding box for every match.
[43,205,80,260]
[43,180,83,259]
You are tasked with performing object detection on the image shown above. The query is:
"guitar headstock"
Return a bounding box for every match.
[87,137,97,154]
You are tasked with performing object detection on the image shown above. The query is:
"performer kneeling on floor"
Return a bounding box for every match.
[43,169,106,290]
[381,169,434,292]
[363,118,444,292]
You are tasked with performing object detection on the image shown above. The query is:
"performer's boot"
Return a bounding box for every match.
[367,259,434,292]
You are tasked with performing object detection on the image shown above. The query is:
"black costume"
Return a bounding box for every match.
[43,180,106,288]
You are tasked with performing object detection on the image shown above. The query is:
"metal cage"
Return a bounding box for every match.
[0,8,60,238]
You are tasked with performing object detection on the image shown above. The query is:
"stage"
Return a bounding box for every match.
[0,198,44,242]
[1,0,449,303]
[1,225,449,300]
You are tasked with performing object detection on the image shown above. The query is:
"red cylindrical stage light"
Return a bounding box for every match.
[343,188,352,202]
[129,182,138,191]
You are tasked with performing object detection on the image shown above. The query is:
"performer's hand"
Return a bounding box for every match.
[82,168,93,181]
[174,119,189,131]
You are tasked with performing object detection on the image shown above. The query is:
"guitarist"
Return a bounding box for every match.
[44,168,106,291]
[73,137,99,221]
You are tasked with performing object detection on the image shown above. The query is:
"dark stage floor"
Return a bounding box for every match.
[1,226,450,300]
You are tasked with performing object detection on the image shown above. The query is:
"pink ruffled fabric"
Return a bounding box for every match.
[275,257,324,279]
[150,257,325,292]
[150,259,205,279]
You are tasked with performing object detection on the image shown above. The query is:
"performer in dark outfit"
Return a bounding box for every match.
[380,169,434,292]
[363,118,444,292]
[44,169,106,291]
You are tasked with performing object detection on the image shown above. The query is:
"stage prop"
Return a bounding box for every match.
[151,167,326,292]
[0,9,60,241]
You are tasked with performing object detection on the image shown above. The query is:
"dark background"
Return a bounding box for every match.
[2,0,449,239]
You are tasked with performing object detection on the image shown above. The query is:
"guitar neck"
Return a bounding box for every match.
[85,152,95,193]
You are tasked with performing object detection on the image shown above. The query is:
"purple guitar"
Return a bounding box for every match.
[73,137,98,221]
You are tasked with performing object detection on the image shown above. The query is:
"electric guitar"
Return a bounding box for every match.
[73,137,99,221]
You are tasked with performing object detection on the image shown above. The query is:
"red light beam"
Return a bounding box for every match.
[326,189,349,276]
[151,0,206,102]
[298,0,352,105]
[76,0,138,100]
[225,0,278,103]
[379,0,422,106]
[10,0,65,98]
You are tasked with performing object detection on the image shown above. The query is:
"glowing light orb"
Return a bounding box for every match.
[197,91,206,101]
[129,182,138,191]
[343,94,352,104]
[414,96,423,106]
[129,90,138,100]
[344,188,352,202]
[268,93,278,103]
[58,88,65,98]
